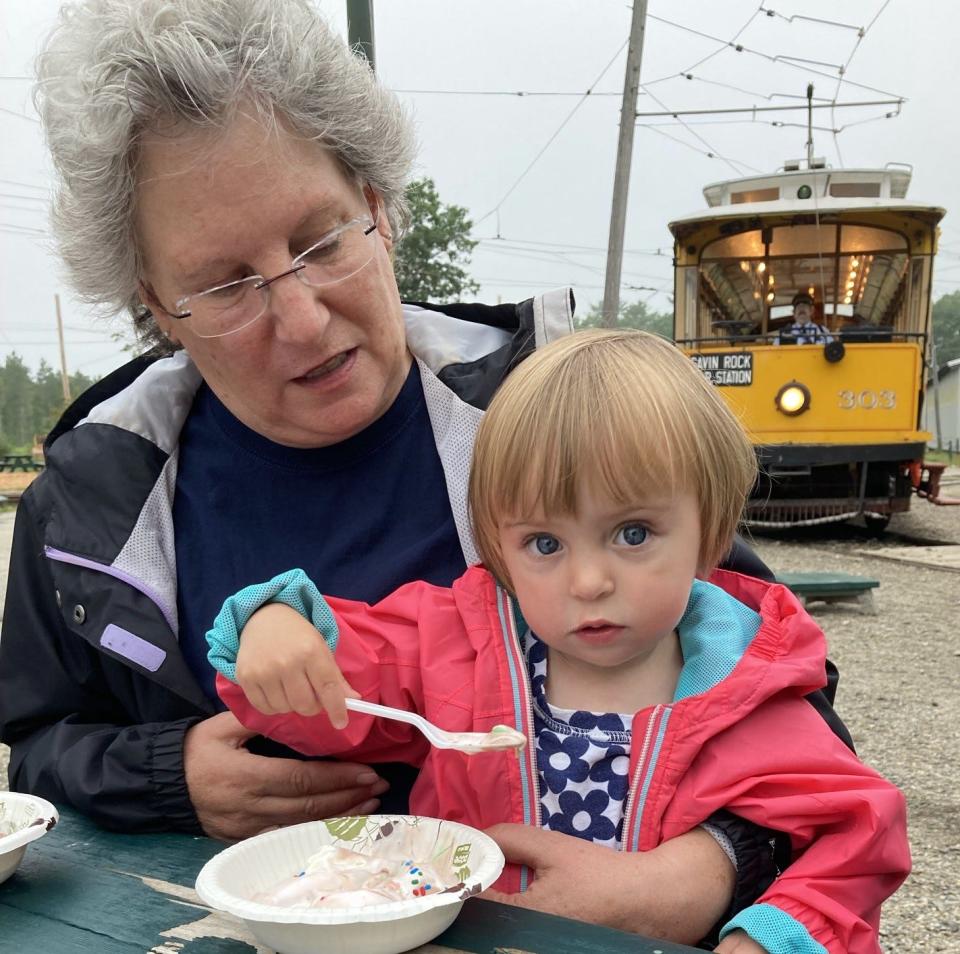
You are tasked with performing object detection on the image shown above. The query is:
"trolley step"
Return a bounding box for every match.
[775,572,880,615]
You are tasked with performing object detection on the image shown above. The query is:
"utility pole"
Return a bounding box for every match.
[805,83,815,167]
[346,0,376,70]
[601,0,649,328]
[54,293,71,403]
[929,334,943,450]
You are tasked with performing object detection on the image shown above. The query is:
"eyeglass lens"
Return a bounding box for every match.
[181,217,376,338]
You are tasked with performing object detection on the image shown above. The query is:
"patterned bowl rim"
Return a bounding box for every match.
[195,814,505,926]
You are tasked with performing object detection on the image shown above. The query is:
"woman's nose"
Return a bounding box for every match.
[266,272,332,343]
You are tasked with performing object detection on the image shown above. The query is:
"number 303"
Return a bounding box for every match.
[838,389,896,409]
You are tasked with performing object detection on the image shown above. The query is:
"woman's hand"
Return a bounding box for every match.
[482,823,734,945]
[183,712,388,840]
[235,602,358,727]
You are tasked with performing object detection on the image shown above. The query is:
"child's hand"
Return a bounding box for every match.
[234,603,358,728]
[714,930,768,953]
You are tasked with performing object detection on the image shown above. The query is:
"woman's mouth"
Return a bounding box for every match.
[296,349,356,384]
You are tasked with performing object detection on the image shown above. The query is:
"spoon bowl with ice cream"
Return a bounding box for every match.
[344,699,526,755]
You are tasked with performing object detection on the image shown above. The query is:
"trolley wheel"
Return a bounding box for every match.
[863,514,891,537]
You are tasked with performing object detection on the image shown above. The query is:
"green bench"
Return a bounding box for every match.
[775,572,879,615]
[0,454,43,472]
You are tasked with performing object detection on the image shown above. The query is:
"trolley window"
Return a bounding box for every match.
[688,221,915,342]
[700,230,765,259]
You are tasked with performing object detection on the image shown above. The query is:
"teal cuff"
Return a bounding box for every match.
[205,568,339,683]
[720,903,827,954]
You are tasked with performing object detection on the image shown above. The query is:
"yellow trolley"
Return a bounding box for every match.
[669,159,944,531]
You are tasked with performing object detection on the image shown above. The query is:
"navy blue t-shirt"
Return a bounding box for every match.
[174,363,467,707]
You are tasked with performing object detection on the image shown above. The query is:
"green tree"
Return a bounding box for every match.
[0,356,97,450]
[393,178,479,302]
[932,290,960,367]
[0,353,35,449]
[31,360,95,437]
[34,360,68,436]
[577,299,673,337]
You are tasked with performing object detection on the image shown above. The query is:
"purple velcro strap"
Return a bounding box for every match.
[100,624,166,673]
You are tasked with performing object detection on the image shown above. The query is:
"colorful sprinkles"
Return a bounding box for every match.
[403,859,433,897]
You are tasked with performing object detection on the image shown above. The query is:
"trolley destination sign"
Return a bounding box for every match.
[690,351,753,386]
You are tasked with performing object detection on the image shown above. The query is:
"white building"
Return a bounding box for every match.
[924,359,960,448]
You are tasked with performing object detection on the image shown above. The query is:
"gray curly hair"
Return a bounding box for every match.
[36,0,417,351]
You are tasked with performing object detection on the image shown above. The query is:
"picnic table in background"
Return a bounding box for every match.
[0,455,43,473]
[776,571,880,614]
[1,805,700,954]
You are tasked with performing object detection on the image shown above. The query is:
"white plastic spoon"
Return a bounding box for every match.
[345,698,526,755]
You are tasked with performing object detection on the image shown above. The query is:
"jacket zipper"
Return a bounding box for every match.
[44,545,178,634]
[495,586,540,891]
[620,704,672,853]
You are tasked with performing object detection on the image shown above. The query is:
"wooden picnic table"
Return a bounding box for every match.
[0,806,700,953]
[0,455,43,473]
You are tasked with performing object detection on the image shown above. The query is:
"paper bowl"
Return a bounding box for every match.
[195,814,504,954]
[0,792,59,885]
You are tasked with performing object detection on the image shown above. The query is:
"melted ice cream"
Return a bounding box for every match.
[446,724,527,754]
[255,845,450,909]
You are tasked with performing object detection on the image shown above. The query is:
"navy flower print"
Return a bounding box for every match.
[546,789,619,843]
[539,730,591,794]
[522,629,633,849]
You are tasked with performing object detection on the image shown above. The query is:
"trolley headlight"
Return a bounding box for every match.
[775,381,811,416]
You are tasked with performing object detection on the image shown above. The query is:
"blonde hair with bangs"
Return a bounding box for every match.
[469,329,757,587]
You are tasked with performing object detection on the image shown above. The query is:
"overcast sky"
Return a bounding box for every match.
[2,0,959,378]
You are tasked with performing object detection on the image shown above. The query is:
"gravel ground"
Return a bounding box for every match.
[744,477,960,953]
[2,478,958,950]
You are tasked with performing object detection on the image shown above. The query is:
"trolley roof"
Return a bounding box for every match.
[669,161,945,236]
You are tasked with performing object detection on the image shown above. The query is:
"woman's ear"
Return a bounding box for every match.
[138,281,180,347]
[365,185,393,250]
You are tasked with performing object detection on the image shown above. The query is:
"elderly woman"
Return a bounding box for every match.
[0,0,846,945]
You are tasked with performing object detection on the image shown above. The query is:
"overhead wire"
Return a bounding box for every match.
[638,4,899,175]
[74,350,135,371]
[671,73,831,104]
[0,178,49,192]
[634,6,807,179]
[828,0,892,166]
[4,321,119,336]
[644,4,765,85]
[758,8,864,32]
[476,242,670,284]
[477,236,668,256]
[0,203,48,215]
[637,86,756,175]
[0,223,47,236]
[639,117,762,174]
[646,13,904,100]
[0,104,40,123]
[392,88,621,97]
[474,37,629,229]
[476,277,662,294]
[0,191,48,203]
[635,107,900,135]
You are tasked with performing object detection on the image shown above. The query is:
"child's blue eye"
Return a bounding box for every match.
[527,534,560,556]
[617,524,648,546]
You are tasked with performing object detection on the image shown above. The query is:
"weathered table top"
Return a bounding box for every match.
[0,807,700,954]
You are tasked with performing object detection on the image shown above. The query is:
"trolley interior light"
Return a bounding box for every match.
[775,381,811,416]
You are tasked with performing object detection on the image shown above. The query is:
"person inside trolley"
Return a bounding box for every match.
[777,292,834,345]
